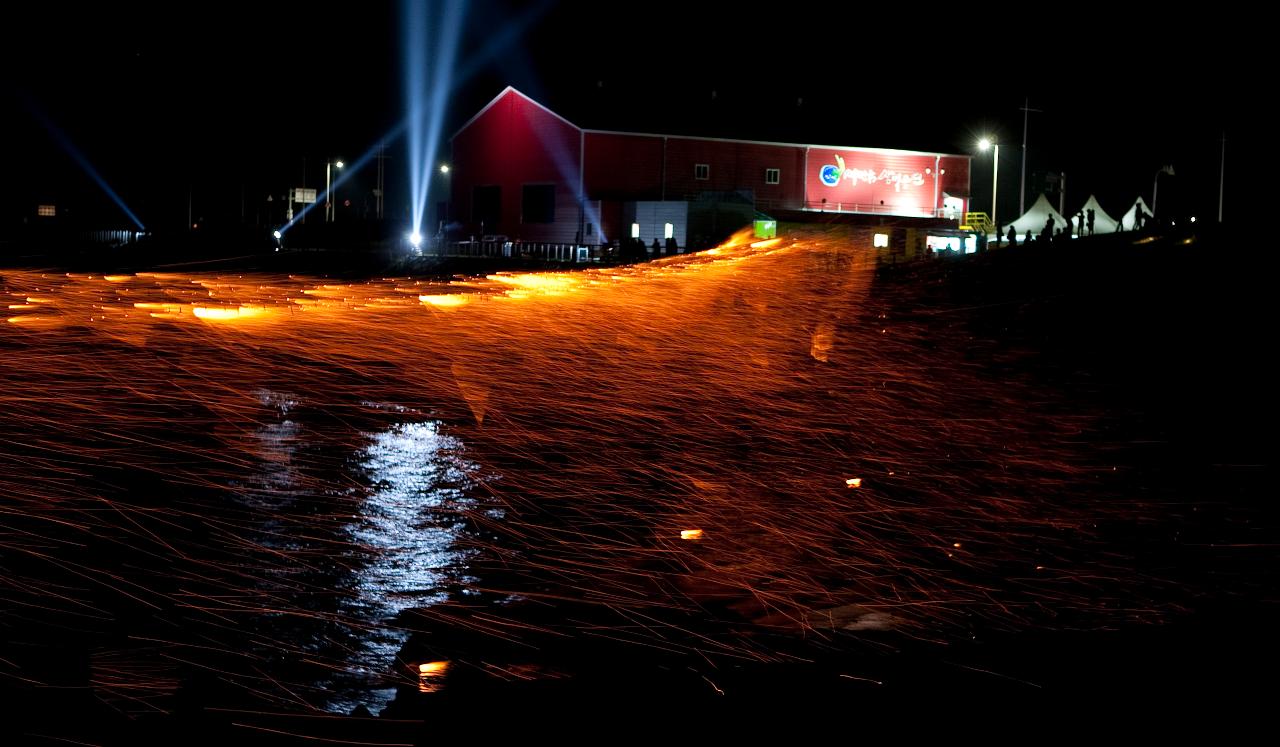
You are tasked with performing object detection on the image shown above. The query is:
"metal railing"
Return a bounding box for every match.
[961,211,994,234]
[438,240,597,262]
[802,201,957,219]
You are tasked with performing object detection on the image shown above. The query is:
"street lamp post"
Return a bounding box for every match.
[325,160,344,222]
[979,138,1000,236]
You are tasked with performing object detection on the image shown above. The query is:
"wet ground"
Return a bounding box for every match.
[1,226,1274,742]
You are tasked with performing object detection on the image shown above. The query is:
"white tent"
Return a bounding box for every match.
[1000,193,1071,242]
[1116,197,1154,232]
[1073,195,1120,234]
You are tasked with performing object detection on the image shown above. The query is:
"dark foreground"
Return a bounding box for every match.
[2,226,1274,743]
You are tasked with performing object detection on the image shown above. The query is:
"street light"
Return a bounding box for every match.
[1152,164,1174,217]
[978,138,1000,236]
[326,159,344,222]
[435,165,453,241]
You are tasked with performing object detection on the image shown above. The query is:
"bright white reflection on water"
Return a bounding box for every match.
[330,420,475,713]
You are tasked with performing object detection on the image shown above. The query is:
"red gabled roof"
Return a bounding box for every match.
[451,86,581,141]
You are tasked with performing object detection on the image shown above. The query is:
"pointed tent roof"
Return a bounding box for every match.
[1004,193,1070,238]
[1117,197,1154,232]
[1077,195,1120,234]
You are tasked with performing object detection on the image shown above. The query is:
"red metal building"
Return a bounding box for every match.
[451,87,970,249]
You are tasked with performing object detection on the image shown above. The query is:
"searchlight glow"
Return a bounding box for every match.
[409,231,422,247]
[273,230,282,239]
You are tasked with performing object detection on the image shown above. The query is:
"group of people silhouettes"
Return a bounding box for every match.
[995,204,1152,248]
[1072,208,1097,236]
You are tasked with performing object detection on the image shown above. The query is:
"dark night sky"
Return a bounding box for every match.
[1,2,1255,232]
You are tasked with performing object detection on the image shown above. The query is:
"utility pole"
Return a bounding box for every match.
[1219,132,1226,223]
[375,146,386,220]
[1019,98,1041,217]
[301,157,307,224]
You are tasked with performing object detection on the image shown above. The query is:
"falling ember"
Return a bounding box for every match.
[418,661,450,693]
[845,478,862,488]
[487,272,580,297]
[810,322,835,362]
[419,294,470,308]
[680,529,704,540]
[192,305,270,321]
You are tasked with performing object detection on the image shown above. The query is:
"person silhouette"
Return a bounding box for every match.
[1006,224,1016,245]
[1086,208,1096,235]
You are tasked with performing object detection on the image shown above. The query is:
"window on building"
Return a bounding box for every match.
[694,163,709,180]
[472,186,501,230]
[664,222,674,239]
[765,168,780,185]
[873,233,889,248]
[521,184,555,224]
[585,223,594,236]
[37,205,56,217]
[631,223,640,239]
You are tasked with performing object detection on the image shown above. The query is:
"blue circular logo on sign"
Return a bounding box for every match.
[819,164,841,186]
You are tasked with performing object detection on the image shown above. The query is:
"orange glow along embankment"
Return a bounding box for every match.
[1,231,1187,713]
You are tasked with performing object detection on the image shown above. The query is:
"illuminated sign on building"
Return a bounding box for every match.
[809,149,938,217]
[37,205,56,217]
[819,155,925,192]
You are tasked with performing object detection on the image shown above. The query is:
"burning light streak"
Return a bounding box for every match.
[418,294,469,307]
[680,529,704,540]
[192,305,271,321]
[0,229,1214,720]
[417,660,450,693]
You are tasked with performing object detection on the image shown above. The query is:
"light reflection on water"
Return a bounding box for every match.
[239,397,477,715]
[330,420,476,714]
